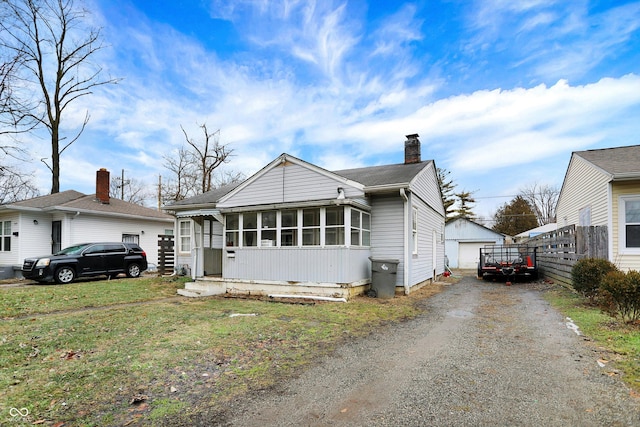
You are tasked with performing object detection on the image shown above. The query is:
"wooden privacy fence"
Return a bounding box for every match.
[526,225,608,286]
[157,234,175,275]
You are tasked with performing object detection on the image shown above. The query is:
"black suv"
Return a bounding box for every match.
[22,242,148,284]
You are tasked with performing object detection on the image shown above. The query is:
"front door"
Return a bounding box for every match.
[52,221,62,253]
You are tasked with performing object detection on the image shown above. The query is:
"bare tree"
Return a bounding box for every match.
[109,173,152,206]
[0,164,39,203]
[519,182,559,225]
[1,0,118,194]
[161,123,238,204]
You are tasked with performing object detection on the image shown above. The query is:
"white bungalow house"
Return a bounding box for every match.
[444,217,505,269]
[165,134,446,300]
[556,144,640,271]
[0,169,174,279]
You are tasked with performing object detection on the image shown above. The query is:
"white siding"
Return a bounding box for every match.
[218,162,366,208]
[370,196,405,286]
[411,162,446,216]
[556,155,610,227]
[223,246,370,283]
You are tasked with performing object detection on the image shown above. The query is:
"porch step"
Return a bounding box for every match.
[177,281,226,298]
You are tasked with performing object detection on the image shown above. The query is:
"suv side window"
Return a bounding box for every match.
[104,244,126,254]
[83,244,105,255]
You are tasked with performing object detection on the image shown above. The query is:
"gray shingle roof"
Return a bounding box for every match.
[576,145,640,177]
[4,190,173,220]
[168,182,243,207]
[333,160,433,187]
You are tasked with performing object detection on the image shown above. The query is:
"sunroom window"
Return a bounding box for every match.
[302,208,321,246]
[243,213,258,247]
[325,207,345,245]
[280,210,298,246]
[225,214,239,247]
[261,211,277,246]
[351,209,371,246]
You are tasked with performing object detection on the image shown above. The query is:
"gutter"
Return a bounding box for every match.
[400,188,410,295]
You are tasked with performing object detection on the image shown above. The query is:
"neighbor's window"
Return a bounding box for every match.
[280,209,298,246]
[1,221,11,252]
[623,197,640,248]
[243,213,258,247]
[350,209,371,246]
[412,207,418,254]
[261,211,277,246]
[179,220,191,252]
[122,234,139,244]
[225,214,239,247]
[302,208,321,246]
[325,206,345,245]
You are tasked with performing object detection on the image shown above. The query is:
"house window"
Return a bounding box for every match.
[261,211,277,246]
[325,206,345,245]
[243,213,258,246]
[302,208,320,246]
[122,234,139,244]
[621,197,640,249]
[280,209,298,246]
[412,207,418,254]
[225,214,239,247]
[1,221,11,252]
[350,209,370,246]
[179,220,191,252]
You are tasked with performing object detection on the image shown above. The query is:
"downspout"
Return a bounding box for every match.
[400,188,410,295]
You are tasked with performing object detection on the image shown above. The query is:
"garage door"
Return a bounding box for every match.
[458,242,494,269]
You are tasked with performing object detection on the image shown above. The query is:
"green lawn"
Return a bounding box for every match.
[0,276,433,426]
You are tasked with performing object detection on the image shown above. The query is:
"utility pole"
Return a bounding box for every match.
[114,169,130,200]
[158,175,162,210]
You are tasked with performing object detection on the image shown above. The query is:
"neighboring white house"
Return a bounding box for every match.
[444,217,505,269]
[513,223,557,244]
[0,169,174,279]
[165,134,446,299]
[556,144,640,271]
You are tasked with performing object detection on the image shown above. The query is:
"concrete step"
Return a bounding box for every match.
[177,281,226,297]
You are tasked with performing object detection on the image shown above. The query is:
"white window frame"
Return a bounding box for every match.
[1,220,11,252]
[412,206,418,255]
[618,195,640,254]
[178,220,191,253]
[350,208,371,247]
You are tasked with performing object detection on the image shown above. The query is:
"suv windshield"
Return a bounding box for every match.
[55,244,90,255]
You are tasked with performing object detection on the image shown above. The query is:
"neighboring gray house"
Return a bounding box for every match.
[165,134,446,300]
[556,144,640,271]
[0,169,174,279]
[445,217,505,269]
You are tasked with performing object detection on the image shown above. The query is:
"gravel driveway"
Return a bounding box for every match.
[212,273,639,426]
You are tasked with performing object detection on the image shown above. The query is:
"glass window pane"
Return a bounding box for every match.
[326,227,344,245]
[303,229,320,246]
[362,213,370,230]
[326,207,344,226]
[226,214,239,229]
[351,229,360,246]
[351,210,360,227]
[281,229,297,246]
[626,225,640,248]
[262,211,277,228]
[4,221,11,234]
[226,231,238,247]
[626,201,640,223]
[282,210,297,227]
[261,230,276,245]
[244,230,257,246]
[363,230,371,246]
[303,209,320,226]
[244,213,257,229]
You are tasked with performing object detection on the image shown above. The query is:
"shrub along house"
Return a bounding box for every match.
[166,134,446,300]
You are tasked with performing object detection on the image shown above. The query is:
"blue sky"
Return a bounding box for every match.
[24,0,640,220]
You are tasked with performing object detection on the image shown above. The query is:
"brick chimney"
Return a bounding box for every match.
[404,133,421,164]
[96,168,110,204]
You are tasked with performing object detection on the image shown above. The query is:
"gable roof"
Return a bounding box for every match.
[2,190,173,221]
[574,145,640,179]
[168,154,436,209]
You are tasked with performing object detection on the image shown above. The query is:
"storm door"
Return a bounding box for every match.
[52,221,62,253]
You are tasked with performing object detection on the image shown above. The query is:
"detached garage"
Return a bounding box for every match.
[445,218,505,269]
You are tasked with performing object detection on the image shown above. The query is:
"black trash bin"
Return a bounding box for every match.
[369,258,399,298]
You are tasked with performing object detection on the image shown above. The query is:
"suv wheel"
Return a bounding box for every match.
[55,267,76,284]
[127,263,141,278]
